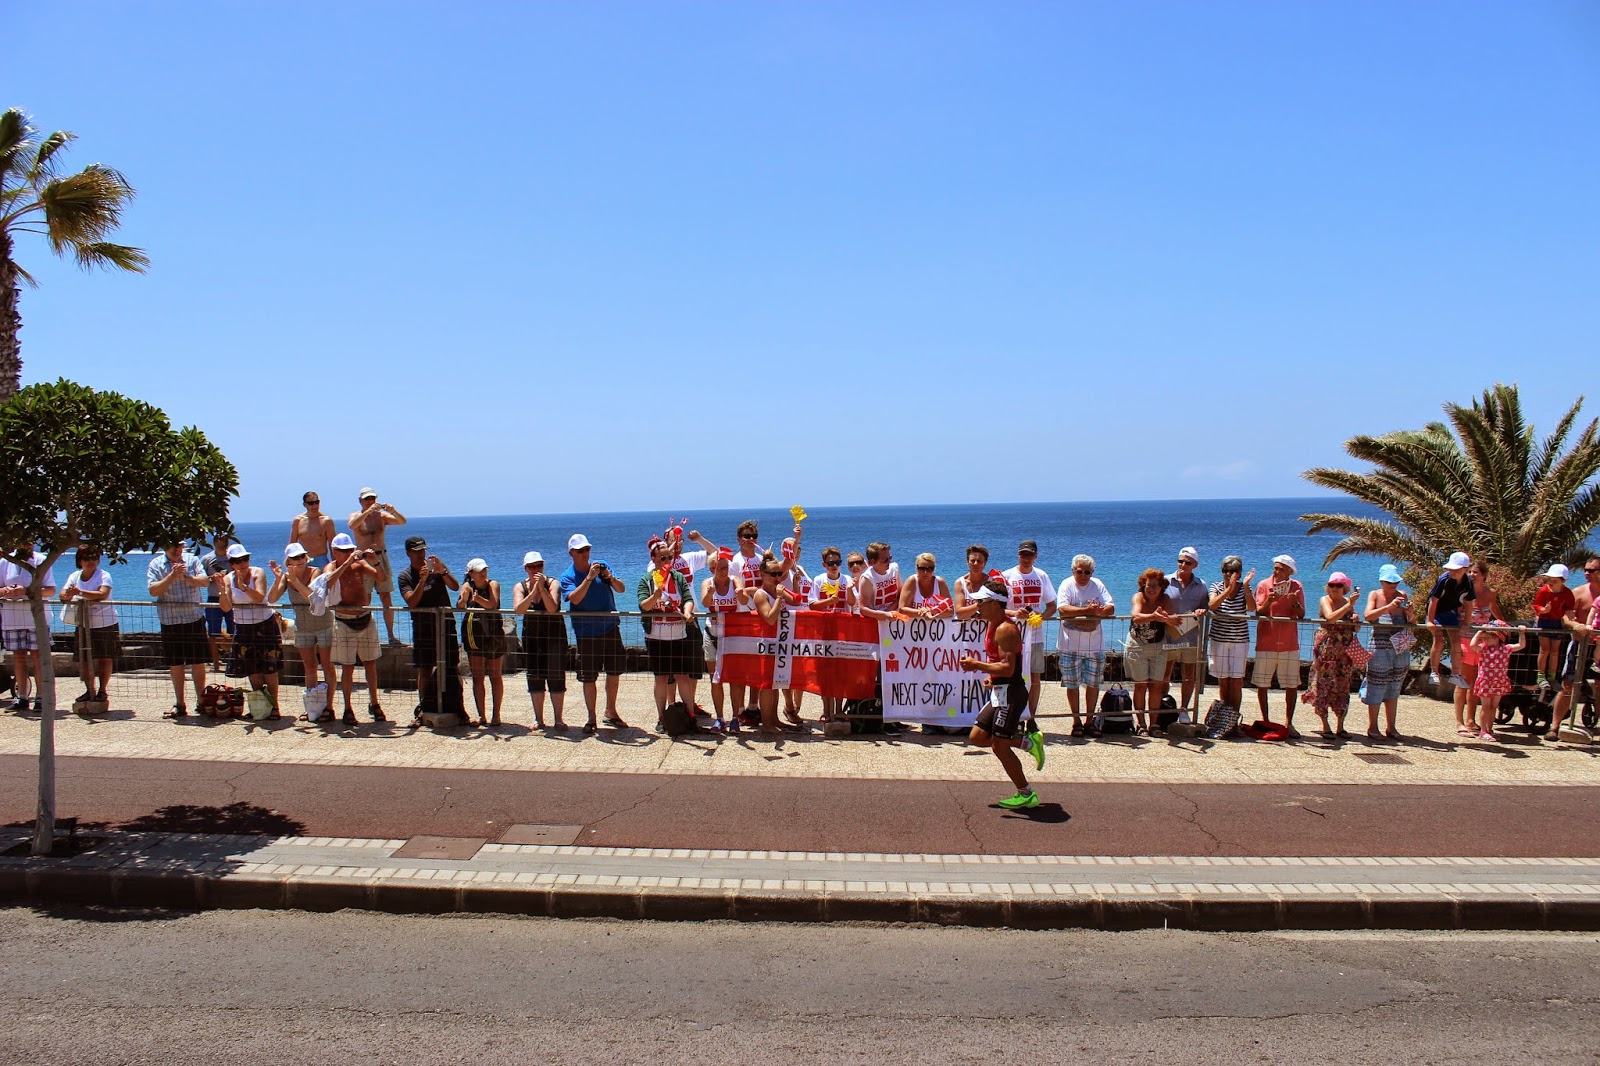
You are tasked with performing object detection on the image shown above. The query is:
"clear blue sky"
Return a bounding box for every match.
[12,2,1599,522]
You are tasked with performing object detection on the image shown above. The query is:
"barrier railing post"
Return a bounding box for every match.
[1194,612,1210,716]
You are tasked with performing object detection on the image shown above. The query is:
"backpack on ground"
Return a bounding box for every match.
[660,701,697,737]
[1156,692,1181,729]
[1094,685,1134,734]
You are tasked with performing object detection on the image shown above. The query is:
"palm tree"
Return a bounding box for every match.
[0,108,147,399]
[1301,384,1600,587]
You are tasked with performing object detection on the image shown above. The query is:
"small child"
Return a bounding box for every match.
[1532,564,1575,688]
[1470,620,1527,742]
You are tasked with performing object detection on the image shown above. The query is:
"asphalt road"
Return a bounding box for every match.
[3,755,1598,856]
[1,907,1596,1064]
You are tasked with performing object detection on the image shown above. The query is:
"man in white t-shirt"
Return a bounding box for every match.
[0,544,57,711]
[1055,553,1114,736]
[855,542,901,622]
[1002,539,1057,716]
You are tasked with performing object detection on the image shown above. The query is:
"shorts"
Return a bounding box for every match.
[1362,676,1403,706]
[1057,651,1104,688]
[1457,636,1479,667]
[462,615,507,660]
[373,550,395,594]
[646,636,691,678]
[1561,639,1596,684]
[205,604,235,637]
[523,636,567,693]
[77,623,120,661]
[685,618,707,677]
[1124,640,1167,683]
[1208,641,1248,680]
[332,614,381,665]
[2,627,37,652]
[1026,639,1046,676]
[307,553,329,569]
[1164,643,1201,665]
[1537,617,1566,633]
[160,619,209,667]
[973,681,1027,740]
[575,629,626,683]
[225,618,282,678]
[294,625,333,651]
[702,626,719,664]
[1252,649,1301,689]
[1434,610,1460,628]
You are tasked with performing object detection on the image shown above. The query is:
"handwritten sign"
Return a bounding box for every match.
[878,615,989,726]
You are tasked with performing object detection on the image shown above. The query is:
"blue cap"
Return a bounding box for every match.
[1378,563,1403,585]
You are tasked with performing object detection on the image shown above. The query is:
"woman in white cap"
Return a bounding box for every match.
[1361,564,1412,739]
[458,558,505,726]
[1425,551,1475,688]
[269,542,334,699]
[514,550,566,730]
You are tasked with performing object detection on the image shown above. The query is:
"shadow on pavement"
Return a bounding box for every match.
[118,802,306,837]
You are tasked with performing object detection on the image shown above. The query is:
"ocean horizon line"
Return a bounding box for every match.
[228,494,1350,527]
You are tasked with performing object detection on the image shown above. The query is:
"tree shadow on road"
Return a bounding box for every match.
[117,802,306,837]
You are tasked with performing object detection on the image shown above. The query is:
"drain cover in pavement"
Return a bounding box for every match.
[1352,752,1411,765]
[498,824,583,846]
[393,836,486,860]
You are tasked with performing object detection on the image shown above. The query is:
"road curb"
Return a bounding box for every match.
[5,866,1600,931]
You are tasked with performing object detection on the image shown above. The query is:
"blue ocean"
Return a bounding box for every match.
[122,496,1379,644]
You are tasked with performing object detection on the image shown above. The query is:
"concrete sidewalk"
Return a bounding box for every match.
[5,827,1598,931]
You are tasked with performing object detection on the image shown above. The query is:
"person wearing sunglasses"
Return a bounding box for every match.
[1550,556,1600,741]
[217,543,283,719]
[1002,540,1056,719]
[1161,547,1209,712]
[288,491,336,568]
[899,553,953,619]
[744,559,800,736]
[959,580,1046,810]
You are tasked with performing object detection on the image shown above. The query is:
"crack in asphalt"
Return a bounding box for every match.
[219,765,257,803]
[1162,784,1246,854]
[582,779,669,833]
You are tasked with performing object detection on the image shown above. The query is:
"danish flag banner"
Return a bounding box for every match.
[714,610,879,698]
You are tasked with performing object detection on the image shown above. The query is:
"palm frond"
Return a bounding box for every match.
[29,130,75,183]
[1299,512,1439,570]
[1529,396,1584,486]
[72,241,148,272]
[38,165,136,252]
[0,109,34,185]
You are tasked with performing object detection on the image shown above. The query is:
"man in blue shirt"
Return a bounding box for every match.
[560,533,629,733]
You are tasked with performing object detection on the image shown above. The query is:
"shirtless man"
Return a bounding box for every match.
[959,579,1047,810]
[289,491,337,567]
[348,488,407,646]
[326,532,386,724]
[1550,555,1600,741]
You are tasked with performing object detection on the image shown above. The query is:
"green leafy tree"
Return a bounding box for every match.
[1301,383,1600,615]
[0,108,147,399]
[0,380,236,854]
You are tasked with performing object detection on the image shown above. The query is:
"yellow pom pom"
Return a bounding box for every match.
[1027,612,1043,628]
[790,505,808,523]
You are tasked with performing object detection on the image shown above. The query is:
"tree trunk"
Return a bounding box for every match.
[29,587,57,855]
[0,233,22,401]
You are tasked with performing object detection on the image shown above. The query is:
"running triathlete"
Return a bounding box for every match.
[959,579,1046,810]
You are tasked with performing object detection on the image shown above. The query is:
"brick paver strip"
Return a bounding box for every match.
[4,829,1600,931]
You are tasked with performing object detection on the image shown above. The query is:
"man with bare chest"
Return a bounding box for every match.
[348,488,407,646]
[289,491,336,566]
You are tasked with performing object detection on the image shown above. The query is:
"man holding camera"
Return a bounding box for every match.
[561,533,628,733]
[398,535,460,725]
[348,488,408,647]
[327,532,385,725]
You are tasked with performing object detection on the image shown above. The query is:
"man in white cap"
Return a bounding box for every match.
[560,534,629,732]
[348,488,408,647]
[1252,554,1306,736]
[958,579,1047,810]
[1162,546,1209,713]
[326,532,385,724]
[1425,550,1475,688]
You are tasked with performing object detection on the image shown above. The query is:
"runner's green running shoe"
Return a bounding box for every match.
[998,790,1039,810]
[1026,728,1046,771]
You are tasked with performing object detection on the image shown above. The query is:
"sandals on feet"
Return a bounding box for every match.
[582,722,597,735]
[164,705,188,719]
